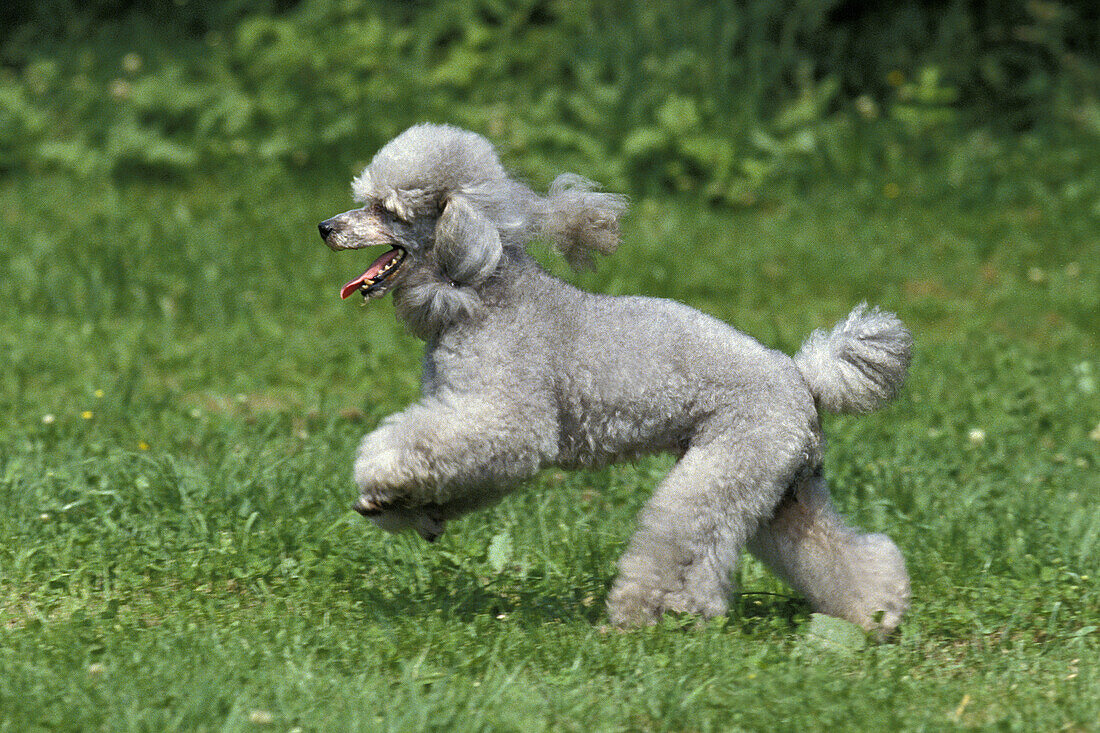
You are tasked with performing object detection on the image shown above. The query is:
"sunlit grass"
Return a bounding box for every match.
[0,161,1097,730]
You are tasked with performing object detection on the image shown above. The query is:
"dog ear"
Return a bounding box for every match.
[395,196,501,340]
[539,174,629,269]
[434,195,503,287]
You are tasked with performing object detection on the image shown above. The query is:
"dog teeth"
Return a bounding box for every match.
[379,255,403,275]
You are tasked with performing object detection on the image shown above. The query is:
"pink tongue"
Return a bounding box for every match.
[339,248,401,299]
[340,275,369,300]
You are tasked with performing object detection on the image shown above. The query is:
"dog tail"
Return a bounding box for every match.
[793,304,912,414]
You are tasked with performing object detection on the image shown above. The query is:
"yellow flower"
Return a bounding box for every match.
[122,52,142,74]
[248,711,273,725]
[138,441,150,451]
[94,389,105,399]
[81,411,94,420]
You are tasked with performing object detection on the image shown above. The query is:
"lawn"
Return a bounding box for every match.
[0,156,1097,731]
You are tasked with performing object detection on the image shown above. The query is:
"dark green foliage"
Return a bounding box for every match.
[1,1,1098,201]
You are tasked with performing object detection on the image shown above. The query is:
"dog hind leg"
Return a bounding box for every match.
[607,427,805,626]
[747,474,910,636]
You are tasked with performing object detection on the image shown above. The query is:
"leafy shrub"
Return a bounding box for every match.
[0,0,1096,200]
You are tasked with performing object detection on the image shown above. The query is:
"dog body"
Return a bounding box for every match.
[320,124,912,632]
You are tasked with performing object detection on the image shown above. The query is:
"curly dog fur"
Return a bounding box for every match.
[318,123,912,633]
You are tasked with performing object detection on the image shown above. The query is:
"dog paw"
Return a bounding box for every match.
[351,495,389,516]
[355,498,446,543]
[607,590,659,627]
[354,445,410,488]
[838,533,911,636]
[607,581,727,627]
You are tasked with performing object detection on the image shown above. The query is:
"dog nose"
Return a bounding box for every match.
[318,219,336,240]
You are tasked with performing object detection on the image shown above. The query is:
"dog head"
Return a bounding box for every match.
[319,123,627,337]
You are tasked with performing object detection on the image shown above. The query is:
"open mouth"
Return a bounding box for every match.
[340,247,407,299]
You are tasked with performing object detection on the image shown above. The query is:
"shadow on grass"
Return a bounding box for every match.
[732,592,811,634]
[339,567,810,632]
[342,570,609,627]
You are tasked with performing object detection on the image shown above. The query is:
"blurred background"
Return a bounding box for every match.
[2,0,1098,200]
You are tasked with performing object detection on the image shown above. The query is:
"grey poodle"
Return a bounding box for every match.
[318,123,912,633]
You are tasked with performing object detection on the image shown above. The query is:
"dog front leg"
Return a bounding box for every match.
[351,395,549,539]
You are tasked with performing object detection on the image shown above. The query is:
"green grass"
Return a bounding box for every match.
[0,158,1097,731]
